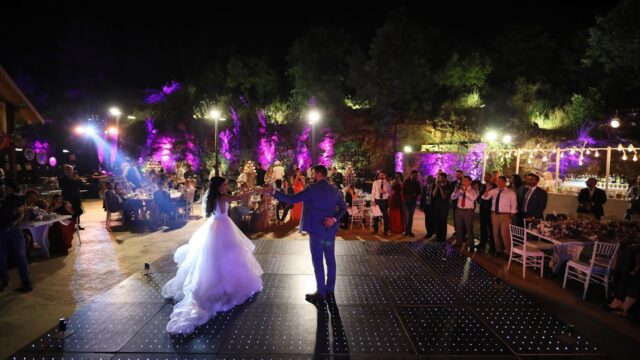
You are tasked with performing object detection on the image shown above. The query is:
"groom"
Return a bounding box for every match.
[269,165,347,304]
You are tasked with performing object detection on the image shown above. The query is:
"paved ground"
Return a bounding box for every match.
[1,200,639,359]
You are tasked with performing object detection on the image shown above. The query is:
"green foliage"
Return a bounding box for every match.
[530,108,570,130]
[566,88,604,125]
[287,26,351,111]
[226,56,279,106]
[457,91,483,109]
[584,0,640,87]
[264,101,291,125]
[437,53,492,92]
[367,9,435,117]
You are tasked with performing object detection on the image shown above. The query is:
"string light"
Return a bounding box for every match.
[542,155,548,161]
[618,144,624,151]
[586,149,591,155]
[594,150,600,158]
[622,153,628,161]
[628,144,635,152]
[527,158,532,164]
[569,149,575,155]
[634,154,638,162]
[560,152,565,158]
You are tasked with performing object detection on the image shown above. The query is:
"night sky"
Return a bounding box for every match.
[1,1,619,97]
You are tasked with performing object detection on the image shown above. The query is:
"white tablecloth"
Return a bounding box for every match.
[20,215,72,257]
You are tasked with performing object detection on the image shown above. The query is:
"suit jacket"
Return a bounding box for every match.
[420,183,434,210]
[273,179,347,234]
[578,187,607,219]
[518,186,548,219]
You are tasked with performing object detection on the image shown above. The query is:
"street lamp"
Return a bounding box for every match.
[209,109,225,176]
[307,109,321,163]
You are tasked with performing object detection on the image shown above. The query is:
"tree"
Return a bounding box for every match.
[287,26,351,113]
[226,56,279,106]
[349,9,436,129]
[584,0,640,88]
[436,52,492,93]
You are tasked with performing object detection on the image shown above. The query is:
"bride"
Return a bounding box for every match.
[161,176,264,335]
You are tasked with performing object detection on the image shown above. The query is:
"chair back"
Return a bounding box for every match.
[590,241,620,271]
[509,224,526,248]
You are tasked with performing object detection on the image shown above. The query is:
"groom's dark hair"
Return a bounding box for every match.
[313,165,328,177]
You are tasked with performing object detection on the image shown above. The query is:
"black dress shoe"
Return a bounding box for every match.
[16,282,33,293]
[77,226,85,230]
[305,292,326,304]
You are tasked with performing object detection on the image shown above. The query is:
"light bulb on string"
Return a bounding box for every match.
[618,144,624,151]
[570,149,575,155]
[560,152,565,158]
[634,154,638,162]
[527,158,532,164]
[542,155,548,161]
[628,144,634,152]
[594,150,600,158]
[586,149,591,155]
[622,153,628,161]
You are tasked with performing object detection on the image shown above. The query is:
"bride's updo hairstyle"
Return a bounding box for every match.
[205,176,226,217]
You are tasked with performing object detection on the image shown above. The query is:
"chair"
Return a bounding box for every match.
[350,199,366,230]
[508,224,546,279]
[176,188,196,220]
[105,210,124,231]
[563,241,620,299]
[192,188,205,216]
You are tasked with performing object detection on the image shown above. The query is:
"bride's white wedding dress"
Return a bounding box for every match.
[161,201,263,335]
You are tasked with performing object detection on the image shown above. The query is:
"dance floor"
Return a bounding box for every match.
[12,240,608,359]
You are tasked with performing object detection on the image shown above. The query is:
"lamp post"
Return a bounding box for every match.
[307,110,321,164]
[209,109,225,176]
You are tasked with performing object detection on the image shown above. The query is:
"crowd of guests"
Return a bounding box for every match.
[0,164,87,293]
[103,161,199,226]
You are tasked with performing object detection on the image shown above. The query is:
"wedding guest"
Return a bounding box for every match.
[577,178,607,220]
[60,165,85,230]
[371,170,392,236]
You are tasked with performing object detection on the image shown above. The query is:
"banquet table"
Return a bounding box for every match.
[525,228,593,273]
[20,215,73,258]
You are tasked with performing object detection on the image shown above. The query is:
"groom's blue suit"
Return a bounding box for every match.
[273,178,347,296]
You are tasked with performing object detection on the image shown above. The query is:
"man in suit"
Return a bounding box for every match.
[271,165,347,304]
[577,178,607,220]
[517,173,548,227]
[420,175,435,240]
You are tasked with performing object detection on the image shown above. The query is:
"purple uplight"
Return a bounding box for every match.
[395,152,404,173]
[318,131,335,167]
[219,106,241,164]
[296,125,312,170]
[34,140,49,154]
[144,80,182,104]
[162,80,181,95]
[257,110,278,169]
[152,136,176,171]
[415,144,486,180]
[184,133,200,170]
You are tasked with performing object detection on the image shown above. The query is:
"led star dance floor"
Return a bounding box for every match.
[12,240,607,359]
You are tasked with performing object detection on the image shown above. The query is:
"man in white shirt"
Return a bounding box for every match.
[272,160,285,189]
[451,176,479,252]
[482,176,518,256]
[371,170,392,236]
